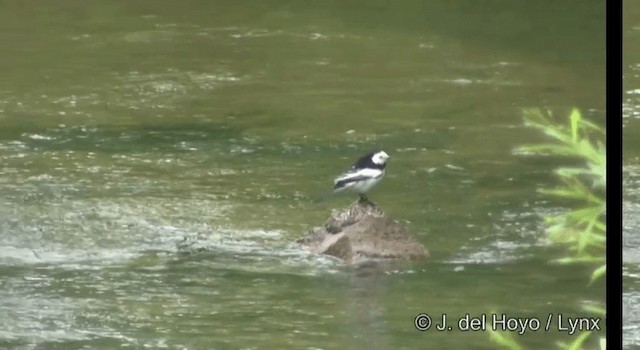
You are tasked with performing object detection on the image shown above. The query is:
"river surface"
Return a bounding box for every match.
[625,1,640,349]
[0,1,612,349]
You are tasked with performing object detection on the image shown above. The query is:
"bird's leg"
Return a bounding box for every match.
[358,193,368,202]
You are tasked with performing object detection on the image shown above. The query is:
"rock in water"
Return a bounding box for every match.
[296,201,428,263]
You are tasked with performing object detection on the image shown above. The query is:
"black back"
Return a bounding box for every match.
[350,151,386,170]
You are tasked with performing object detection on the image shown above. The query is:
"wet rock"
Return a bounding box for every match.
[296,200,428,263]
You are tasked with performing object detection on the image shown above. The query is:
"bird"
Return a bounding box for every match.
[332,150,390,202]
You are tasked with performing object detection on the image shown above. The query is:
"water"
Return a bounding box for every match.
[626,1,640,348]
[0,1,610,349]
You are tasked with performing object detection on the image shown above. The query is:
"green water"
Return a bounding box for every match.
[0,1,609,349]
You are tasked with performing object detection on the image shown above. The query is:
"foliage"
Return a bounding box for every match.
[515,108,606,283]
[489,108,606,350]
[488,325,524,350]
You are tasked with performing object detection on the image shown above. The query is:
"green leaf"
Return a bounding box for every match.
[565,330,593,350]
[570,108,581,144]
[540,185,604,204]
[581,303,606,316]
[593,221,606,232]
[488,328,524,350]
[590,264,606,284]
[577,220,597,254]
[579,118,606,134]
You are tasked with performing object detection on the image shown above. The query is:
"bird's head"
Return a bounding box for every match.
[371,151,390,165]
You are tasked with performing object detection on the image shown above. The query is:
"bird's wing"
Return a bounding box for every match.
[334,174,370,190]
[333,168,383,189]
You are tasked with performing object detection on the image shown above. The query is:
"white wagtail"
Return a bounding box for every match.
[333,150,390,202]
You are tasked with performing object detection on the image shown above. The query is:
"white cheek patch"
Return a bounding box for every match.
[372,152,389,165]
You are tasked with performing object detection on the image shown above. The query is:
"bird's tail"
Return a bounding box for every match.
[312,189,336,204]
